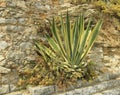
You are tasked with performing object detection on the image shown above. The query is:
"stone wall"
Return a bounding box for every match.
[0,0,57,94]
[0,0,119,94]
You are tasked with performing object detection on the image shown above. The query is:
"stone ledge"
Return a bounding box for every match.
[28,85,54,95]
[58,78,120,95]
[1,73,120,95]
[93,86,120,95]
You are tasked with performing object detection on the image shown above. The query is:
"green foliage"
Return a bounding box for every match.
[35,13,101,86]
[18,12,102,89]
[36,12,102,70]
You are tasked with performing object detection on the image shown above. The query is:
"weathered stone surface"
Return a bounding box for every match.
[101,86,120,95]
[58,78,120,95]
[9,84,17,92]
[18,18,27,25]
[6,26,24,32]
[0,41,9,50]
[0,85,9,95]
[0,60,6,66]
[5,18,17,24]
[0,66,11,74]
[28,85,54,95]
[0,34,5,38]
[0,26,7,32]
[93,86,120,95]
[20,42,32,51]
[7,0,27,10]
[0,55,4,61]
[0,18,5,24]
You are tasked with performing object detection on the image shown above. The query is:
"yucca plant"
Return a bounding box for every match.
[35,12,102,83]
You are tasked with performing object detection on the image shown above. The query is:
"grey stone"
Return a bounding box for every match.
[15,53,25,60]
[18,18,27,25]
[7,51,25,60]
[14,13,25,18]
[7,1,27,10]
[20,42,32,50]
[34,2,42,9]
[0,55,4,61]
[34,2,50,11]
[5,18,17,24]
[0,18,5,24]
[15,26,24,32]
[101,86,120,95]
[0,66,11,74]
[93,86,120,95]
[45,5,51,10]
[28,85,54,95]
[97,73,114,82]
[6,25,16,31]
[0,60,6,66]
[10,84,17,92]
[29,35,37,40]
[7,51,15,59]
[7,1,16,7]
[2,71,19,84]
[7,26,24,32]
[0,85,10,95]
[16,1,27,10]
[0,34,4,38]
[58,78,120,95]
[0,41,9,50]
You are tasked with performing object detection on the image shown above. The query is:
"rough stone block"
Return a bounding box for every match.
[5,18,17,24]
[0,60,6,66]
[0,41,9,50]
[0,18,5,24]
[0,34,4,38]
[102,86,120,95]
[20,42,32,50]
[7,0,27,10]
[18,18,27,25]
[16,1,27,10]
[28,85,55,95]
[0,26,7,32]
[58,78,120,95]
[0,85,9,95]
[10,84,17,92]
[0,55,4,61]
[0,66,11,74]
[6,25,24,32]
